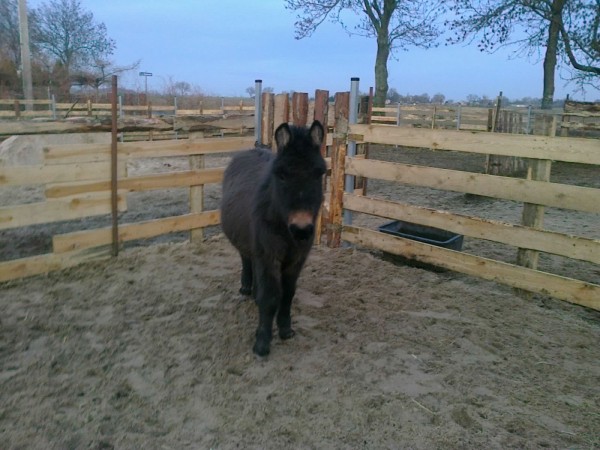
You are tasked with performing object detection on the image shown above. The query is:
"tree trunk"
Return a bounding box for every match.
[541,0,565,109]
[374,32,390,107]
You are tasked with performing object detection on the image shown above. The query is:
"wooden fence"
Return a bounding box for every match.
[370,102,600,136]
[0,98,254,120]
[325,105,599,310]
[0,135,254,282]
[4,96,598,138]
[1,88,599,312]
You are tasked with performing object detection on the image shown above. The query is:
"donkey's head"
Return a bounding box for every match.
[271,120,326,241]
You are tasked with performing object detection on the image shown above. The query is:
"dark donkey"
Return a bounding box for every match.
[221,120,326,356]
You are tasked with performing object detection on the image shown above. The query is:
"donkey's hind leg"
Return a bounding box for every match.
[239,256,253,296]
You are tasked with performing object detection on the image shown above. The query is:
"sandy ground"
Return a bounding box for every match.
[1,144,599,449]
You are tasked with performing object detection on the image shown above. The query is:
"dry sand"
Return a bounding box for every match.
[1,144,599,449]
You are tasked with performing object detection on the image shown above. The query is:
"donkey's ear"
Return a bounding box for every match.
[309,120,324,147]
[275,123,292,153]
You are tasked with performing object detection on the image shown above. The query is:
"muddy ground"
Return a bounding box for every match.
[1,144,599,449]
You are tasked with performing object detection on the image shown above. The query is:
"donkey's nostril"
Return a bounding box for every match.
[289,223,314,240]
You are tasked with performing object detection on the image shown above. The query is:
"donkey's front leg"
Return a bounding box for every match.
[277,269,301,340]
[253,261,282,356]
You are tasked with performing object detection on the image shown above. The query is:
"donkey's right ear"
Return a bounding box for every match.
[309,120,324,147]
[275,123,292,153]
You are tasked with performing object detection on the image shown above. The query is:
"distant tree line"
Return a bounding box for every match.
[385,89,568,108]
[2,0,598,107]
[286,0,599,108]
[0,0,137,101]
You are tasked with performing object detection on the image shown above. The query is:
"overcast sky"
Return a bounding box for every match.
[30,0,600,102]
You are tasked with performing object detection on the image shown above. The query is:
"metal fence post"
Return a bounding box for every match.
[254,79,263,145]
[343,77,359,226]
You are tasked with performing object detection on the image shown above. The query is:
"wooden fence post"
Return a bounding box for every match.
[14,100,20,119]
[486,108,493,132]
[327,92,349,248]
[261,92,275,147]
[87,99,92,117]
[189,132,205,243]
[272,93,290,151]
[110,75,119,257]
[292,92,308,127]
[516,115,555,272]
[313,89,329,245]
[313,89,329,157]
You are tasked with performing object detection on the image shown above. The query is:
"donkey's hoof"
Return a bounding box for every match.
[279,327,296,340]
[253,339,270,357]
[239,286,252,296]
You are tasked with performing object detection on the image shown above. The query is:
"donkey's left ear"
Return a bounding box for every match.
[275,123,292,153]
[309,120,324,147]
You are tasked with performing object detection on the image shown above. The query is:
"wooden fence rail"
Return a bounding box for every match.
[0,98,254,120]
[370,103,600,135]
[328,122,600,310]
[1,89,598,313]
[0,135,253,282]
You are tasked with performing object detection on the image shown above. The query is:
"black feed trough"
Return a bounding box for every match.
[378,220,464,271]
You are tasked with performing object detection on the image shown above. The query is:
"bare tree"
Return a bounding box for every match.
[71,59,140,100]
[446,0,600,109]
[285,0,441,106]
[30,0,115,96]
[0,0,21,93]
[0,0,21,65]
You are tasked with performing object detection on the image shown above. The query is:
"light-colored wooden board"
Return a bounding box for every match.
[349,124,600,165]
[45,168,224,198]
[345,157,600,213]
[342,226,600,311]
[0,192,127,230]
[189,155,205,243]
[0,99,52,105]
[0,247,110,283]
[343,193,600,264]
[44,136,255,164]
[1,162,126,186]
[52,210,220,253]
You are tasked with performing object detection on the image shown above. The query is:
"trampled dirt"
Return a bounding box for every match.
[1,145,599,449]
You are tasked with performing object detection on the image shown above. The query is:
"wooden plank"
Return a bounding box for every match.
[189,153,205,243]
[517,118,555,270]
[342,226,600,311]
[0,192,127,230]
[0,247,110,283]
[0,162,125,186]
[371,116,398,123]
[313,89,330,244]
[292,92,309,127]
[52,210,220,253]
[0,99,52,105]
[327,92,349,248]
[273,93,290,126]
[349,124,600,165]
[372,107,396,114]
[345,157,600,213]
[45,168,224,198]
[44,136,255,164]
[343,193,600,264]
[261,93,275,147]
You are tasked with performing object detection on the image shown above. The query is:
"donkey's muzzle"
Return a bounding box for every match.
[288,211,315,241]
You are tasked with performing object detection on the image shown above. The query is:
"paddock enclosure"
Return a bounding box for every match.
[1,81,599,448]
